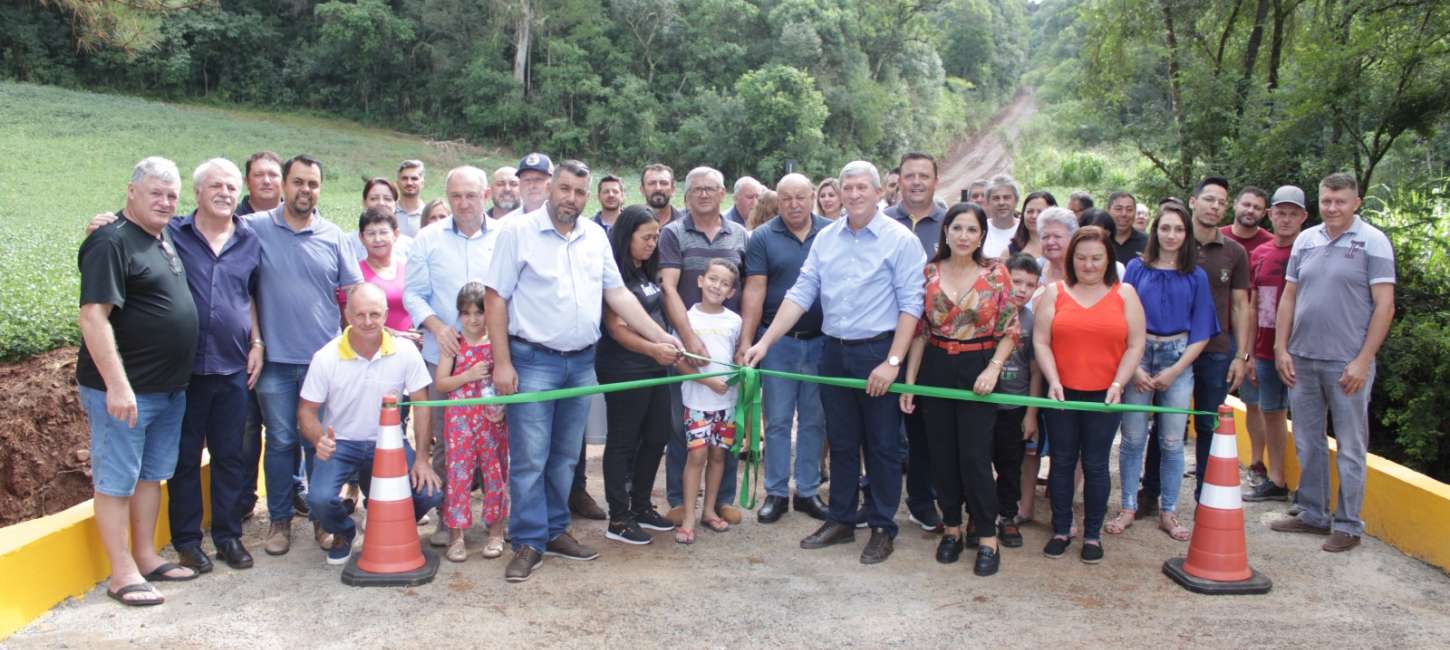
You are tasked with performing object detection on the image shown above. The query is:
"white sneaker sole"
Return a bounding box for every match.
[605,530,651,545]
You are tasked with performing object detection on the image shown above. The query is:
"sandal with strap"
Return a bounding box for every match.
[1159,512,1191,541]
[446,537,468,562]
[107,581,164,607]
[1104,509,1135,535]
[674,527,696,545]
[482,536,505,559]
[701,516,730,533]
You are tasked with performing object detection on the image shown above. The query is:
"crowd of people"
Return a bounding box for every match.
[75,149,1394,605]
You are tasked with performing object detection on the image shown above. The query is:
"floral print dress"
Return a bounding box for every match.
[442,337,508,529]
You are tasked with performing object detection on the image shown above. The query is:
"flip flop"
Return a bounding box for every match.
[143,561,198,582]
[701,517,730,533]
[674,528,695,545]
[107,582,164,607]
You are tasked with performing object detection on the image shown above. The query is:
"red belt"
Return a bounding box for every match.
[928,336,997,355]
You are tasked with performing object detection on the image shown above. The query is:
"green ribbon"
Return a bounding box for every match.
[400,352,1216,511]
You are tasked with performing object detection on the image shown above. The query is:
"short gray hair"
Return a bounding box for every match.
[838,160,881,189]
[1037,206,1079,236]
[987,174,1020,201]
[684,166,725,194]
[399,159,425,175]
[131,156,180,185]
[192,157,242,188]
[444,165,488,188]
[733,176,761,194]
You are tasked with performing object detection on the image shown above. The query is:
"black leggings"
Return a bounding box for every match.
[919,345,999,537]
[600,371,673,521]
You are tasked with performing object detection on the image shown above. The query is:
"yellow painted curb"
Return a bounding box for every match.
[1226,396,1450,571]
[0,458,235,639]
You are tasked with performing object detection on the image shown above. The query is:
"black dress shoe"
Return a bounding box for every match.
[974,545,1001,576]
[935,535,964,564]
[176,544,214,574]
[860,527,894,564]
[999,517,1024,548]
[757,496,789,524]
[215,538,254,570]
[793,494,828,521]
[800,521,855,549]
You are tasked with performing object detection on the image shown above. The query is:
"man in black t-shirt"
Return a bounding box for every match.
[76,156,200,607]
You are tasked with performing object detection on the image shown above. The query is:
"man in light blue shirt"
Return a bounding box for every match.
[404,165,499,545]
[745,160,926,565]
[245,155,362,556]
[484,160,680,583]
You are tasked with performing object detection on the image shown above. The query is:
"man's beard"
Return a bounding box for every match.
[647,192,671,209]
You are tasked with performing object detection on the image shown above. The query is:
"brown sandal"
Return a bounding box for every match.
[1159,512,1191,541]
[1104,509,1135,535]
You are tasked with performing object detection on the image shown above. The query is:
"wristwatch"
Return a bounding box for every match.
[887,355,901,368]
[1239,352,1251,362]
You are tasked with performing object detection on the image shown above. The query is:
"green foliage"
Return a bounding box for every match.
[0,0,1030,181]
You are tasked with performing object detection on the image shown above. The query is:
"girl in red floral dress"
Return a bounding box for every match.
[433,282,508,562]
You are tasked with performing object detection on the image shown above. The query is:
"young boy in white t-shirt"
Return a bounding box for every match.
[675,259,742,544]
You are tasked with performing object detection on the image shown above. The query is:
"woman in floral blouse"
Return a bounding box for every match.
[900,202,1020,577]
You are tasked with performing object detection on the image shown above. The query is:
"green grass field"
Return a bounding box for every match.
[0,82,662,360]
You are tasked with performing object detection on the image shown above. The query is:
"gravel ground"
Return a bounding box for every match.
[10,445,1450,649]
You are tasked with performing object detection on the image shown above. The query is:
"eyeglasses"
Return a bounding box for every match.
[159,239,183,276]
[689,187,722,196]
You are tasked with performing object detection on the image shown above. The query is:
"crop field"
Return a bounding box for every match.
[0,82,652,361]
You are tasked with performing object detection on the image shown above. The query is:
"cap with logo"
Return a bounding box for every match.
[1271,185,1305,209]
[518,153,553,177]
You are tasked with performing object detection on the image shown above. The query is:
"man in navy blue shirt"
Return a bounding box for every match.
[739,173,831,524]
[165,158,265,573]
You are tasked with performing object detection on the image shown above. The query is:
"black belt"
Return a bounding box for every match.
[828,331,892,346]
[1146,329,1188,337]
[516,338,595,357]
[761,320,822,340]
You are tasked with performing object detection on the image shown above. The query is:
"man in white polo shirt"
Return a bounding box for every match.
[299,284,443,565]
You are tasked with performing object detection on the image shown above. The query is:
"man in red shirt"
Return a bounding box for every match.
[1242,186,1308,501]
[1221,185,1274,486]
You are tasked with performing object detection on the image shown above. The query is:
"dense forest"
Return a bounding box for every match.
[1,0,1028,179]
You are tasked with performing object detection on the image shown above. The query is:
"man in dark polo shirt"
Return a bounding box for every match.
[1107,191,1147,262]
[740,173,830,523]
[77,156,201,606]
[164,158,264,574]
[885,152,946,534]
[592,174,625,232]
[659,165,750,525]
[1141,176,1251,514]
[235,151,285,523]
[724,176,763,227]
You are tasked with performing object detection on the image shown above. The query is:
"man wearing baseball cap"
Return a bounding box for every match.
[505,153,553,219]
[1242,185,1309,504]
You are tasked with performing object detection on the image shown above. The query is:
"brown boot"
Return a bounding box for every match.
[264,520,291,556]
[1322,532,1361,552]
[313,520,335,550]
[569,488,607,520]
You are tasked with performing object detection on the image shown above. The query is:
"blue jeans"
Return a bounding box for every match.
[1191,350,1235,500]
[760,331,826,499]
[666,376,739,508]
[239,389,264,514]
[1042,389,1119,540]
[1289,355,1373,536]
[169,372,249,547]
[307,439,442,537]
[821,336,902,536]
[256,361,314,522]
[1119,338,1194,513]
[506,340,596,553]
[78,386,186,497]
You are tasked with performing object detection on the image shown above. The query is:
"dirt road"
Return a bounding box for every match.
[936,90,1038,203]
[10,446,1450,648]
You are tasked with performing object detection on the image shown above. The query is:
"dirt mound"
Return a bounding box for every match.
[0,348,93,527]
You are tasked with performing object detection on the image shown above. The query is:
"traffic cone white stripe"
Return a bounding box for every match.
[1198,482,1243,510]
[1209,430,1238,459]
[369,475,412,502]
[376,424,404,450]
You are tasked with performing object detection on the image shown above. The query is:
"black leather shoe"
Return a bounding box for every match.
[215,538,254,570]
[860,527,894,564]
[999,518,1024,548]
[793,494,828,521]
[757,496,789,523]
[176,544,213,574]
[800,521,855,549]
[935,534,964,564]
[974,545,1001,576]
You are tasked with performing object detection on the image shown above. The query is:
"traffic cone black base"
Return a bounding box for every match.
[1163,557,1271,595]
[341,547,440,588]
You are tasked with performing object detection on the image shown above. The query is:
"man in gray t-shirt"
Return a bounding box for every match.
[1269,173,1395,553]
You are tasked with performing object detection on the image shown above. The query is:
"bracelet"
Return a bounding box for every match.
[1110,381,1122,388]
[990,359,1004,368]
[251,340,264,348]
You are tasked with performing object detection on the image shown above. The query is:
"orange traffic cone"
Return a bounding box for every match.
[341,395,439,587]
[1163,404,1271,594]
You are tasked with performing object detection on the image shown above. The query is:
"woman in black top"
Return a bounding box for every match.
[599,206,684,544]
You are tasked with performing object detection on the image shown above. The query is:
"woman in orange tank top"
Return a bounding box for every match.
[1033,226,1145,564]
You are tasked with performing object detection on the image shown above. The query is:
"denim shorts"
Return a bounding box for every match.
[1254,358,1289,412]
[1237,369,1260,405]
[79,386,186,497]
